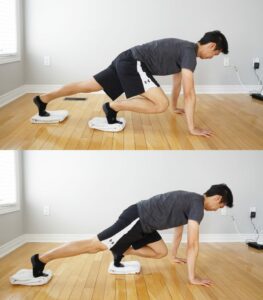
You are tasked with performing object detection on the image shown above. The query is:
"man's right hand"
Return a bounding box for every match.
[171,256,187,264]
[189,277,213,287]
[189,127,213,137]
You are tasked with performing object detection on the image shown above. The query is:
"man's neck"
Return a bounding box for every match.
[196,43,201,58]
[203,195,208,210]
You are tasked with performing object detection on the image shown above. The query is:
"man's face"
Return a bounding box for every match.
[205,195,225,211]
[200,43,221,59]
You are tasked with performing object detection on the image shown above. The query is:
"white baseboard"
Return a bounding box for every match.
[0,235,26,258]
[162,85,259,95]
[162,233,261,243]
[1,233,260,258]
[21,84,261,95]
[0,86,27,108]
[0,84,260,109]
[22,233,263,243]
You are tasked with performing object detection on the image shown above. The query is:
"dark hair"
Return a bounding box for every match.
[205,184,233,207]
[199,30,229,54]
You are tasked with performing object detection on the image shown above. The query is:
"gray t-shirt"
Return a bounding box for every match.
[137,191,204,233]
[131,38,197,75]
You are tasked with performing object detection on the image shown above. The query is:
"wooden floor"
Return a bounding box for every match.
[0,93,263,150]
[0,243,262,300]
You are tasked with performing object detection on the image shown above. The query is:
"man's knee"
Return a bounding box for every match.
[142,88,169,113]
[155,248,168,258]
[145,96,169,113]
[152,244,168,258]
[155,100,169,113]
[91,237,108,252]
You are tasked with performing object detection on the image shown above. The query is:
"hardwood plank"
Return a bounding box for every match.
[0,93,263,149]
[132,113,147,150]
[1,243,263,299]
[68,254,95,300]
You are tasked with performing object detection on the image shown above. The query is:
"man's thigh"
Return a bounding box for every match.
[141,87,169,105]
[147,239,168,253]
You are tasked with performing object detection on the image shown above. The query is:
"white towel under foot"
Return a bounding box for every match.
[10,269,53,286]
[108,261,141,275]
[31,110,69,124]
[88,117,126,132]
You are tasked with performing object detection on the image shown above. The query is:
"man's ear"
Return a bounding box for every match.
[209,42,217,50]
[216,195,222,202]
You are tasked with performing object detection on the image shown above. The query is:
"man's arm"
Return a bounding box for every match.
[171,226,187,263]
[187,220,213,286]
[181,69,212,137]
[171,73,184,114]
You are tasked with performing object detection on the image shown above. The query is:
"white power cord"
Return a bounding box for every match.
[254,69,263,94]
[229,215,245,241]
[249,218,263,243]
[225,63,263,94]
[229,214,262,243]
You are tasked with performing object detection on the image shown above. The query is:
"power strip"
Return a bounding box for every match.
[247,242,263,250]
[251,93,263,101]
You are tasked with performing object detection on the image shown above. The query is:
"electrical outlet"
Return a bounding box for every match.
[44,56,51,66]
[224,56,230,67]
[253,57,260,69]
[43,205,50,216]
[250,207,256,218]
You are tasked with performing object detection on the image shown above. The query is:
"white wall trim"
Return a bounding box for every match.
[0,86,26,108]
[23,84,261,95]
[162,85,260,95]
[25,233,260,243]
[1,233,261,258]
[162,233,262,243]
[0,84,260,109]
[0,235,26,258]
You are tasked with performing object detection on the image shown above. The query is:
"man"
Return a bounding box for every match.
[33,30,228,137]
[31,183,233,287]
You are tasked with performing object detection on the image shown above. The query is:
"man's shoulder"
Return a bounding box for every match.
[168,38,196,47]
[146,38,192,45]
[173,191,203,202]
[162,190,195,198]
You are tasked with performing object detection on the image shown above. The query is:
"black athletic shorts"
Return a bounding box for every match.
[93,50,160,100]
[97,204,162,256]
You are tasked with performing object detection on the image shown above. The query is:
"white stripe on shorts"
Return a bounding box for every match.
[101,218,140,249]
[136,61,157,92]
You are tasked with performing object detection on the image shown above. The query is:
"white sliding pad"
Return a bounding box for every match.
[108,261,141,275]
[88,117,126,132]
[31,110,69,124]
[10,269,53,286]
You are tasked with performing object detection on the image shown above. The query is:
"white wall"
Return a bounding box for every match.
[23,151,263,236]
[0,62,24,96]
[24,0,263,86]
[0,211,24,246]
